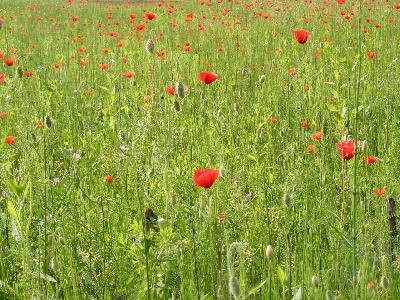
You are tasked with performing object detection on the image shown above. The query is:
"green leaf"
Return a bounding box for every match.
[248,279,267,296]
[326,102,339,113]
[248,154,258,162]
[7,200,19,221]
[277,266,286,286]
[11,217,21,242]
[39,272,57,283]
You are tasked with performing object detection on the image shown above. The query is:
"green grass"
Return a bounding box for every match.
[0,0,399,299]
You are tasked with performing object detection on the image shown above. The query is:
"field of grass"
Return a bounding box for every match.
[0,0,399,299]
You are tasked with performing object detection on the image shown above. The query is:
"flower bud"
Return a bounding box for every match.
[228,276,241,300]
[325,290,334,300]
[58,237,65,245]
[175,81,185,99]
[259,74,266,83]
[266,245,273,260]
[145,39,155,54]
[173,100,181,112]
[282,192,291,207]
[312,275,319,287]
[380,276,389,290]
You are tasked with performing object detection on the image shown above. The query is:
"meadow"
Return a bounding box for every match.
[0,0,399,299]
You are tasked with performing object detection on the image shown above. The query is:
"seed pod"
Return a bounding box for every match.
[266,245,273,260]
[228,276,241,300]
[259,74,266,83]
[175,81,185,99]
[145,39,155,54]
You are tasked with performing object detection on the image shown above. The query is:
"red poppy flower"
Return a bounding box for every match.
[99,63,107,70]
[307,144,315,153]
[135,24,146,30]
[337,0,345,5]
[5,136,16,145]
[122,57,128,63]
[294,29,309,44]
[367,52,375,58]
[268,118,277,123]
[311,131,322,141]
[144,13,156,20]
[4,58,14,66]
[365,156,377,164]
[193,169,219,188]
[1,112,6,119]
[218,214,227,222]
[300,121,309,128]
[375,188,385,196]
[122,72,134,78]
[25,71,34,77]
[104,175,112,183]
[336,140,354,160]
[72,16,78,22]
[198,72,218,84]
[0,74,5,83]
[155,50,165,57]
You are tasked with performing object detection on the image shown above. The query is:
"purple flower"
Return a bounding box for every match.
[46,214,53,220]
[120,145,127,151]
[1,191,6,197]
[67,148,73,153]
[246,192,252,198]
[73,153,81,160]
[53,178,60,184]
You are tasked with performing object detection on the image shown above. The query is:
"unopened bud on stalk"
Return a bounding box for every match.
[228,276,241,300]
[58,237,65,245]
[45,116,54,128]
[17,66,24,78]
[145,39,155,54]
[282,192,291,208]
[259,74,266,83]
[359,140,367,154]
[175,81,185,99]
[173,100,181,112]
[266,245,273,260]
[325,290,334,300]
[312,275,319,287]
[380,276,389,290]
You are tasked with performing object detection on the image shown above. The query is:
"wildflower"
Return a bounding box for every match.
[0,74,5,83]
[72,153,80,160]
[122,57,128,63]
[104,175,112,183]
[53,178,60,184]
[122,72,134,78]
[119,145,127,151]
[375,188,385,196]
[300,121,309,128]
[1,112,6,119]
[144,13,156,20]
[25,71,34,77]
[98,63,107,70]
[134,24,146,30]
[198,72,218,84]
[336,140,355,160]
[1,191,6,197]
[218,214,226,222]
[311,131,322,141]
[246,192,252,198]
[367,52,375,58]
[268,118,277,123]
[5,136,16,145]
[4,58,14,66]
[365,156,377,164]
[193,169,219,188]
[294,29,309,44]
[53,63,60,68]
[307,144,315,153]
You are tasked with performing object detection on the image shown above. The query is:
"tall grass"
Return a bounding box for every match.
[0,0,399,299]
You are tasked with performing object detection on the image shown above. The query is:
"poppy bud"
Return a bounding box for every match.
[173,100,181,112]
[49,257,60,272]
[228,276,241,300]
[312,275,319,287]
[266,245,273,259]
[380,276,389,290]
[326,290,334,300]
[45,116,54,128]
[58,237,66,245]
[359,140,367,153]
[147,167,154,178]
[282,192,291,207]
[217,109,222,117]
[259,74,266,83]
[175,81,185,99]
[17,66,24,78]
[145,39,155,54]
